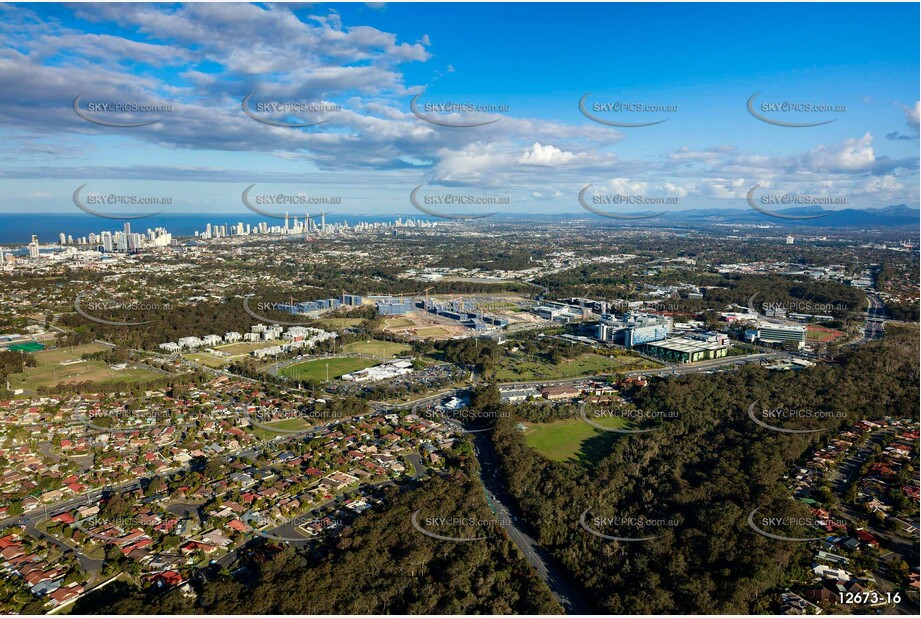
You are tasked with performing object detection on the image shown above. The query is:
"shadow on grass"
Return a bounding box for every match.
[573,430,622,467]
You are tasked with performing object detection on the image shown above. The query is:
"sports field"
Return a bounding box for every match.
[343,340,411,358]
[7,343,160,392]
[35,343,107,363]
[280,357,377,381]
[524,415,628,463]
[807,325,846,342]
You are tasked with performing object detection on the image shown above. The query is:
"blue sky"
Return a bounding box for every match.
[0,2,918,218]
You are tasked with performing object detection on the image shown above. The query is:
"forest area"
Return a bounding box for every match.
[488,325,919,613]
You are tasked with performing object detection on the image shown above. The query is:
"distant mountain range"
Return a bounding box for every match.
[669,204,919,228]
[538,204,919,228]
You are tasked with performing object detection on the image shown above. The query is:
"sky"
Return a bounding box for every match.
[0,1,918,219]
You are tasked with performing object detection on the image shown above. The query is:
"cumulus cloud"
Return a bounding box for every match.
[796,133,877,173]
[887,100,920,141]
[517,143,575,166]
[0,3,915,213]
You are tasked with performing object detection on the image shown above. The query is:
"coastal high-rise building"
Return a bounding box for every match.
[59,233,66,245]
[28,235,40,258]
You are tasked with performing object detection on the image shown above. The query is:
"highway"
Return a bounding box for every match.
[469,429,592,615]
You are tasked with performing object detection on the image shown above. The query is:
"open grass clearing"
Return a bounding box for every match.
[280,356,378,381]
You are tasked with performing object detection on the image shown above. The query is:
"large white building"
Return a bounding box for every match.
[597,312,671,347]
[746,323,807,349]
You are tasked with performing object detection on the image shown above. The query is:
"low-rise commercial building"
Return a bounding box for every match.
[643,337,729,363]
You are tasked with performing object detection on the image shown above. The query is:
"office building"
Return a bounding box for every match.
[596,311,671,347]
[746,323,807,349]
[376,298,414,315]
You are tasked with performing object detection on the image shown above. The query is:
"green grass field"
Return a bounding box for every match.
[383,317,415,329]
[524,415,628,463]
[280,357,378,381]
[251,417,311,439]
[8,343,161,391]
[33,343,107,364]
[412,326,455,338]
[496,353,659,382]
[343,340,411,357]
[318,318,364,328]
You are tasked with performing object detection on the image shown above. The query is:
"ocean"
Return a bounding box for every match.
[0,213,424,245]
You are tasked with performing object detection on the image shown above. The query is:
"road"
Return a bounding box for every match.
[469,428,593,615]
[861,291,886,343]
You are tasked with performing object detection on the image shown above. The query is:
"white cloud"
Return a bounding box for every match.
[517,143,575,166]
[797,133,877,173]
